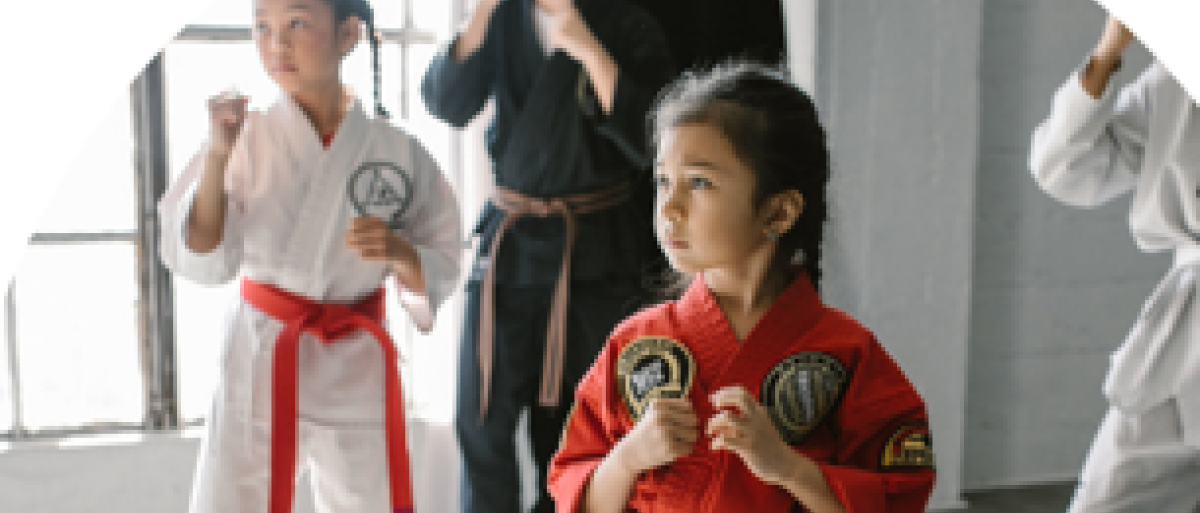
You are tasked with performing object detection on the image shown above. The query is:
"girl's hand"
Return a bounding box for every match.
[707,386,801,487]
[344,216,418,265]
[207,89,249,158]
[614,398,699,474]
[1094,15,1135,62]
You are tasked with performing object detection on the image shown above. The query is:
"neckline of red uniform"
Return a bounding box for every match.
[676,271,825,347]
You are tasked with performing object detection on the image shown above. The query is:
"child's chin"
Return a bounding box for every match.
[665,256,702,275]
[269,75,304,94]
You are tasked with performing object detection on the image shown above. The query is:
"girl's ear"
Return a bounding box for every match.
[337,14,363,56]
[764,190,804,236]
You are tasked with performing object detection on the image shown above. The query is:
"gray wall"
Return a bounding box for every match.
[817,0,981,509]
[815,0,1164,501]
[966,0,1158,489]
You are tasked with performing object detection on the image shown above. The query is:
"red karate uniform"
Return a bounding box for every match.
[549,274,935,513]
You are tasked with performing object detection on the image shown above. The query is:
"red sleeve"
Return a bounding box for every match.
[548,333,628,513]
[818,336,936,513]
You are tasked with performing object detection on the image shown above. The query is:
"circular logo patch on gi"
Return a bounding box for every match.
[760,352,848,444]
[616,337,695,423]
[881,424,935,469]
[347,161,414,229]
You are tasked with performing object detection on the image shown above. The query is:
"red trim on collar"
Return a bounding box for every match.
[320,133,334,148]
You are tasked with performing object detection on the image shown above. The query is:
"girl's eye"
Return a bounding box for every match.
[255,22,269,34]
[652,175,669,188]
[689,176,713,190]
[290,19,307,29]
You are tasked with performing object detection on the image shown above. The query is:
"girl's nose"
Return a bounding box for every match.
[657,187,684,223]
[267,29,289,51]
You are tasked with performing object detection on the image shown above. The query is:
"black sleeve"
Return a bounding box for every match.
[420,7,500,128]
[578,5,676,168]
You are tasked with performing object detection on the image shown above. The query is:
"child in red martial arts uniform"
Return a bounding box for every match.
[548,61,936,513]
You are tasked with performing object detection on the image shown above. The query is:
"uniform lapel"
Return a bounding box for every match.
[273,95,376,297]
[674,276,741,389]
[709,274,825,397]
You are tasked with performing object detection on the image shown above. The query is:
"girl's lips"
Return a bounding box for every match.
[665,239,688,249]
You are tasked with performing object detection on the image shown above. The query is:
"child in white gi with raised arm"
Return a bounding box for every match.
[157,0,462,512]
[1031,13,1200,513]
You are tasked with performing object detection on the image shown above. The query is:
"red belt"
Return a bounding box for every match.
[240,278,414,513]
[478,182,631,418]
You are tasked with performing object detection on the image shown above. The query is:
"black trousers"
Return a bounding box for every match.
[456,276,643,513]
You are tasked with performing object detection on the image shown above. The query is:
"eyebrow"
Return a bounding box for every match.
[255,3,314,14]
[655,159,727,173]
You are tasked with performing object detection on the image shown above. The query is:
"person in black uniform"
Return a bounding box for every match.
[420,0,673,512]
[628,0,787,70]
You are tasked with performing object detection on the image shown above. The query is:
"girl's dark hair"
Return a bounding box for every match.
[324,0,388,118]
[649,60,831,293]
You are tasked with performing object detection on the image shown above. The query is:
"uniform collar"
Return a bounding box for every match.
[269,91,369,159]
[676,270,825,348]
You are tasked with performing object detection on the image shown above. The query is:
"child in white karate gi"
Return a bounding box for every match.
[157,0,463,512]
[1031,14,1200,513]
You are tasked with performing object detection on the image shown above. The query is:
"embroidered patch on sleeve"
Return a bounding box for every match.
[880,424,935,469]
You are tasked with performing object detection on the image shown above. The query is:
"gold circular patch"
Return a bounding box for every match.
[616,337,696,423]
[761,352,848,444]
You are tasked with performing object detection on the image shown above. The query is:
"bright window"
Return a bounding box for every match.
[1,0,460,438]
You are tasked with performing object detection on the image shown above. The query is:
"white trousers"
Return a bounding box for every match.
[187,302,394,513]
[1067,399,1200,513]
[187,380,392,513]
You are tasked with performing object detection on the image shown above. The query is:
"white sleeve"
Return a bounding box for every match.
[1028,60,1158,208]
[157,140,248,286]
[392,135,465,333]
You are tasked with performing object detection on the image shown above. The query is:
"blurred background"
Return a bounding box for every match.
[0,0,1163,511]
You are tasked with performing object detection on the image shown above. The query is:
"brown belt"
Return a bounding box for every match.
[478,181,632,419]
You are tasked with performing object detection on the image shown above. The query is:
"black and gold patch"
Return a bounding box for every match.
[760,352,848,444]
[880,424,935,469]
[616,337,695,422]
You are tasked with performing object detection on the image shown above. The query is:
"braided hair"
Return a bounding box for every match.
[650,60,831,293]
[323,0,388,118]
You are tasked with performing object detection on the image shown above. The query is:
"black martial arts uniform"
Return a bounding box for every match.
[420,1,673,512]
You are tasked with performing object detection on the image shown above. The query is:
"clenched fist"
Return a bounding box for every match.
[344,216,418,265]
[207,89,249,158]
[614,398,699,474]
[706,386,801,487]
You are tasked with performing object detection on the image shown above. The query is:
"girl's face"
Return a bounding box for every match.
[253,0,358,96]
[654,123,772,275]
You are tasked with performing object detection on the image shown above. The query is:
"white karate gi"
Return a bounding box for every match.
[158,93,463,513]
[1031,60,1200,513]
